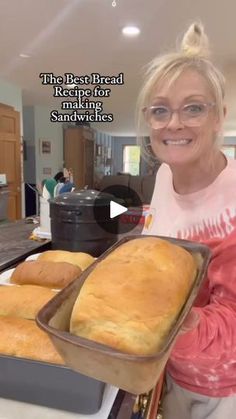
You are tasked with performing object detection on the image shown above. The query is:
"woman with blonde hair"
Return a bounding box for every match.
[138,22,236,418]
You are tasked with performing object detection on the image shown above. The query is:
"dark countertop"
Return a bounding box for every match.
[0,219,51,272]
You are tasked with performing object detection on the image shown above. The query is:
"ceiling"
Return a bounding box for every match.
[1,0,236,135]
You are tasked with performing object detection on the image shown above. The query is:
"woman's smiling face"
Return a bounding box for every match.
[149,69,222,166]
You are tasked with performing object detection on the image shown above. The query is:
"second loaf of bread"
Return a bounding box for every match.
[70,237,197,355]
[0,285,57,320]
[10,260,82,289]
[0,316,64,365]
[37,250,94,270]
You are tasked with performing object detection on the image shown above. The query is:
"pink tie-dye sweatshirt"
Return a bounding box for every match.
[143,156,236,396]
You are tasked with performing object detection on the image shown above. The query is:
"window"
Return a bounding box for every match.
[123,146,141,175]
[221,145,236,159]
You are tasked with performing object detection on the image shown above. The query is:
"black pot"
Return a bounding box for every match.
[49,189,119,257]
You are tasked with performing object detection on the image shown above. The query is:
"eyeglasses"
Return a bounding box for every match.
[143,102,216,129]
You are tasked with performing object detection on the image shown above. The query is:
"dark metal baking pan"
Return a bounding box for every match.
[0,354,105,414]
[37,235,211,395]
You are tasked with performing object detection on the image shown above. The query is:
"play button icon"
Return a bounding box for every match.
[110,201,127,219]
[93,184,143,235]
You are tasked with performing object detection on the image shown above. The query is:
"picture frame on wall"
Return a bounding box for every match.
[40,139,52,154]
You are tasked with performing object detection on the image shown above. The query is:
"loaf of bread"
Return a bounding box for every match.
[38,250,95,270]
[70,237,197,355]
[10,260,81,289]
[0,316,64,364]
[0,285,56,320]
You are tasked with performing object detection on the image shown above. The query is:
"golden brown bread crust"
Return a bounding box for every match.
[0,316,64,364]
[38,250,95,270]
[0,285,56,320]
[70,237,197,355]
[10,260,82,289]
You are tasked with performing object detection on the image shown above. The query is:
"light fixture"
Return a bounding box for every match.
[112,0,117,7]
[122,26,140,36]
[19,53,31,58]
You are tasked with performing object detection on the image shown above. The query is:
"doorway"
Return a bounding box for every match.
[0,104,22,220]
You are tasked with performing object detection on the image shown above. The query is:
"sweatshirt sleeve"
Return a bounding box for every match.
[171,229,236,364]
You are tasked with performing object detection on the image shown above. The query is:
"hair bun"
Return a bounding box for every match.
[181,22,210,59]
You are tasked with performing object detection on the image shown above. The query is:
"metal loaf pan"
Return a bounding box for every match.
[37,235,211,395]
[0,354,105,414]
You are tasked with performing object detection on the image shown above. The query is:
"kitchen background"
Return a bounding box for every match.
[1,0,236,220]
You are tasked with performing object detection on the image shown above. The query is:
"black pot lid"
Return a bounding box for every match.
[50,189,116,207]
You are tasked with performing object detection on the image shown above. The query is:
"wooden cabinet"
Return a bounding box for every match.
[64,127,95,189]
[0,104,21,220]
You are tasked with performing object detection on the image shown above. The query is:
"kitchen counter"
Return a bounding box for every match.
[0,219,51,272]
[0,387,134,419]
[0,387,135,419]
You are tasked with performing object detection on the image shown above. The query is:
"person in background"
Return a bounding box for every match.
[53,171,66,196]
[55,168,75,194]
[37,171,66,198]
[137,22,236,419]
[54,171,64,183]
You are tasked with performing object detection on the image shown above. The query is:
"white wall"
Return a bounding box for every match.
[0,79,23,139]
[34,106,63,185]
[0,79,22,114]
